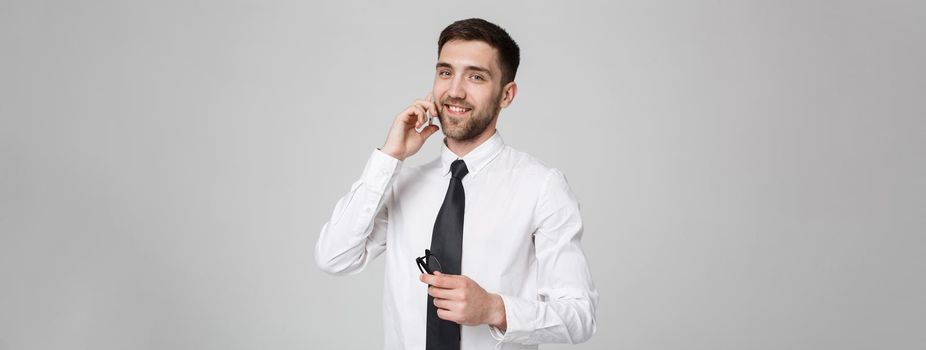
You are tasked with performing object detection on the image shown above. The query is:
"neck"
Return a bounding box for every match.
[445,125,497,158]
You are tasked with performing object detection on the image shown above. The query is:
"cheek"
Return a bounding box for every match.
[432,81,451,97]
[474,91,500,109]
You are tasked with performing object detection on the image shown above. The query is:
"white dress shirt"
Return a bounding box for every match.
[315,131,598,349]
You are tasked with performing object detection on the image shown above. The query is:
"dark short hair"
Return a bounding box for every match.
[438,18,520,86]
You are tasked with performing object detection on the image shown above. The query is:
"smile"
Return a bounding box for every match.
[444,104,472,115]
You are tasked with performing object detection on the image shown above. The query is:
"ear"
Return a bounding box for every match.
[499,81,518,109]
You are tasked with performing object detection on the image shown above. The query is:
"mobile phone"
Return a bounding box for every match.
[415,93,441,133]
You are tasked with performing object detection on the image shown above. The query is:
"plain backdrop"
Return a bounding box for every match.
[1,1,924,349]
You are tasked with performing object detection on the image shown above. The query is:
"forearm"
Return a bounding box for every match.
[487,168,598,344]
[314,149,400,275]
[490,292,597,344]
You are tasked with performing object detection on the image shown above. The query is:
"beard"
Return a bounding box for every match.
[437,94,501,141]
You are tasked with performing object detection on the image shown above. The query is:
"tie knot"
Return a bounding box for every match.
[450,159,469,180]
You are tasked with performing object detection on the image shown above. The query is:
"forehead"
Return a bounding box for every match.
[437,40,501,72]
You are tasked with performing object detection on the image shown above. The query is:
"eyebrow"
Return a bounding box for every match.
[436,62,493,77]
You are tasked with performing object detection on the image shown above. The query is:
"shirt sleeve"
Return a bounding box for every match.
[314,149,401,275]
[488,169,599,345]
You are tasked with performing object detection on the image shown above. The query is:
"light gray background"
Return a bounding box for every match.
[1,0,924,349]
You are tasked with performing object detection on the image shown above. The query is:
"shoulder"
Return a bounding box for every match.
[494,144,565,181]
[493,146,581,228]
[485,145,574,200]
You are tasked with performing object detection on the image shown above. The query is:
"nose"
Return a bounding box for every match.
[447,76,466,100]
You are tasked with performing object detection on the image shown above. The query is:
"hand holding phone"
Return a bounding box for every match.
[380,92,441,161]
[415,92,441,133]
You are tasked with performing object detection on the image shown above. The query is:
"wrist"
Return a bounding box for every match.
[489,293,507,331]
[379,145,404,161]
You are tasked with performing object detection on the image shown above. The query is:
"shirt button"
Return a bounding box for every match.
[365,207,372,213]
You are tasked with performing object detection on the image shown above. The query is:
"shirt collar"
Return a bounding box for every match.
[439,131,505,178]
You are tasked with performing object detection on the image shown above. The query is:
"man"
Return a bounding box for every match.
[315,18,597,349]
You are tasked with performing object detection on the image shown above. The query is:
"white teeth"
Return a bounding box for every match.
[448,105,469,113]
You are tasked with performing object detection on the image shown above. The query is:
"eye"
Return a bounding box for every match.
[438,70,451,78]
[470,74,484,81]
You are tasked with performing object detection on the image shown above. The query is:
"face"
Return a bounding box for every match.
[433,40,513,141]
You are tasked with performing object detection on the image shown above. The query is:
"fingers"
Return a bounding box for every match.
[433,299,464,324]
[432,297,460,310]
[428,285,462,300]
[398,94,439,131]
[420,124,439,137]
[410,102,429,126]
[427,92,440,117]
[419,272,436,285]
[421,273,470,301]
[436,308,457,323]
[402,104,427,129]
[420,272,465,289]
[411,99,439,122]
[384,95,440,160]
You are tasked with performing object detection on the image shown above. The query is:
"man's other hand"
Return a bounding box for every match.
[420,272,507,331]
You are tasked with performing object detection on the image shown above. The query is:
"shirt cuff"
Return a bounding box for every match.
[488,294,534,345]
[362,148,402,193]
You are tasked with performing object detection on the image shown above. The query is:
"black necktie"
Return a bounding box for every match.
[426,159,468,350]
